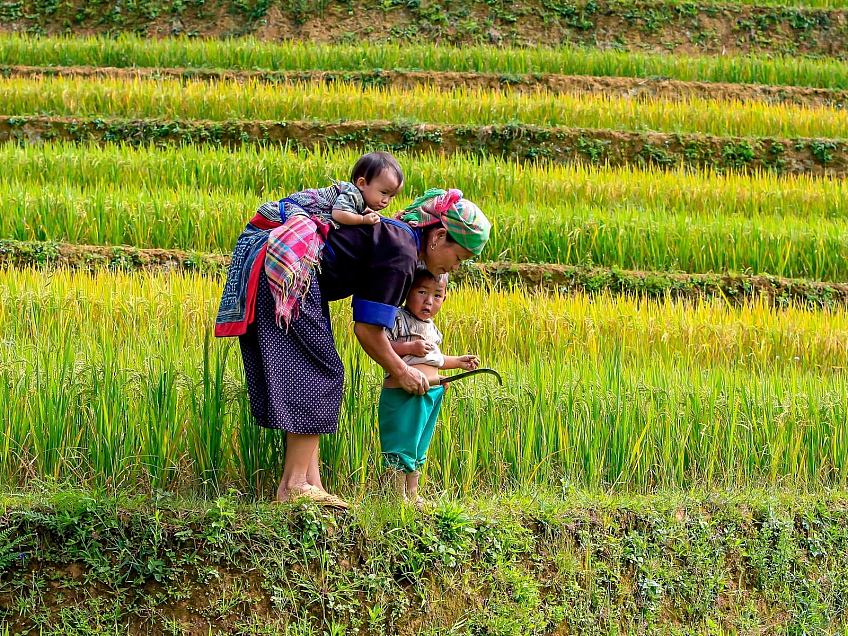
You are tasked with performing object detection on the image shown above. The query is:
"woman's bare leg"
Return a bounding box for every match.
[276,433,320,502]
[306,443,324,491]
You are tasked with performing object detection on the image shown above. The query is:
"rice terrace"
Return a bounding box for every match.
[1,0,848,631]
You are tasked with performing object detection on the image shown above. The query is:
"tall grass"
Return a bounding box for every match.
[3,173,848,280]
[4,75,846,139]
[0,269,846,496]
[2,35,847,89]
[5,143,845,220]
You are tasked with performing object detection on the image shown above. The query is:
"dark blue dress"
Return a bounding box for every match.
[239,207,419,434]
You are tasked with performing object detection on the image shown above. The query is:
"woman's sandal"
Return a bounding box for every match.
[276,485,351,510]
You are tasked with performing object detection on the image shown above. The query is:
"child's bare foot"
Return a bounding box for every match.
[405,472,430,510]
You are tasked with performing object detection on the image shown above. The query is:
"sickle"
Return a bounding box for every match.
[429,368,503,387]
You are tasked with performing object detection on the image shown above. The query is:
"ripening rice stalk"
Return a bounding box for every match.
[188,331,232,493]
[3,178,847,280]
[0,268,845,495]
[5,143,847,222]
[2,35,847,89]
[143,355,180,490]
[2,76,846,140]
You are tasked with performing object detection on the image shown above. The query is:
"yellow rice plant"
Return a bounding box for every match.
[1,268,846,495]
[2,76,846,140]
[2,34,847,88]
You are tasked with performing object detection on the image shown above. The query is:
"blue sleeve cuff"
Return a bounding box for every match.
[352,297,398,329]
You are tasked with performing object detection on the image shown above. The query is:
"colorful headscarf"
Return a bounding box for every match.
[397,188,491,256]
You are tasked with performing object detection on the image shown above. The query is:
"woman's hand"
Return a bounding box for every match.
[457,355,480,371]
[355,323,428,394]
[409,340,433,357]
[395,365,430,396]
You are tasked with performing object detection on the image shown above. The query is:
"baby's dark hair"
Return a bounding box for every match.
[411,265,448,289]
[350,151,404,186]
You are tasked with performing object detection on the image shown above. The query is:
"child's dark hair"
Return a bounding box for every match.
[412,265,448,288]
[351,151,404,185]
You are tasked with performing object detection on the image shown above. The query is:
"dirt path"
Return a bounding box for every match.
[4,65,847,110]
[2,115,845,176]
[3,240,846,309]
[1,0,847,57]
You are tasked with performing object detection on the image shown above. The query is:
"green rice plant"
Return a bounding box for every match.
[484,205,848,281]
[3,75,846,140]
[142,357,180,490]
[233,405,284,498]
[29,342,82,483]
[84,335,142,488]
[2,35,847,89]
[4,143,846,220]
[0,268,846,495]
[188,332,233,493]
[2,178,847,280]
[0,181,259,249]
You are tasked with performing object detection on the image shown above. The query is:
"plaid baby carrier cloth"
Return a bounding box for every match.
[215,186,336,337]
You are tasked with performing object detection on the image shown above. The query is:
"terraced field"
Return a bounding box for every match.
[5,267,848,493]
[1,9,848,634]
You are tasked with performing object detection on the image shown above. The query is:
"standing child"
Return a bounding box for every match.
[379,266,480,507]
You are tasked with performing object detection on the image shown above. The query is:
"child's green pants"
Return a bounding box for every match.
[378,386,445,473]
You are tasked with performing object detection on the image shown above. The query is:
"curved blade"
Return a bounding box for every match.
[430,368,503,386]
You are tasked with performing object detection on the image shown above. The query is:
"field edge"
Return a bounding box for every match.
[3,116,846,176]
[0,487,847,634]
[4,240,848,308]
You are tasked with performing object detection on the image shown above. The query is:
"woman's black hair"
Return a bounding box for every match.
[350,151,404,185]
[420,224,457,247]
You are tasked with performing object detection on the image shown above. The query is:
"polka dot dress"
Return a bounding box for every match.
[239,270,344,434]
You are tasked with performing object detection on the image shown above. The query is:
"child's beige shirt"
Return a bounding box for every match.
[384,307,445,375]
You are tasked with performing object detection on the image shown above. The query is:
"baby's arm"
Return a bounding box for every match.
[332,208,381,226]
[441,354,480,371]
[390,339,433,357]
[334,183,380,226]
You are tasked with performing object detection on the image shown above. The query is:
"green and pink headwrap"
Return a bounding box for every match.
[396,188,491,255]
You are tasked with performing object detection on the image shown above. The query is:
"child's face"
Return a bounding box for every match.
[406,277,447,321]
[355,169,403,212]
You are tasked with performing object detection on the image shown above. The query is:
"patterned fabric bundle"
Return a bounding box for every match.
[215,188,337,337]
[281,183,340,222]
[397,188,491,255]
[265,215,329,329]
[215,201,283,338]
